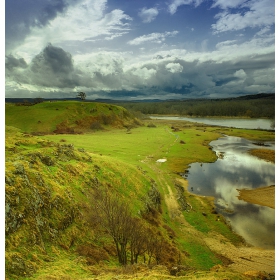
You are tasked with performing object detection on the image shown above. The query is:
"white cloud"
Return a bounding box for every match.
[127,31,179,45]
[168,0,204,15]
[74,51,125,77]
[165,62,183,73]
[234,69,246,79]
[255,26,271,37]
[131,67,157,79]
[211,0,245,9]
[11,0,132,62]
[104,32,129,40]
[212,0,274,33]
[216,40,238,50]
[138,7,159,23]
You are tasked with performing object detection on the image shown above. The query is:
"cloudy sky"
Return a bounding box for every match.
[5,0,275,100]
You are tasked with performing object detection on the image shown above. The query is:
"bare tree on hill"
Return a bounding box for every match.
[93,192,134,265]
[77,92,86,100]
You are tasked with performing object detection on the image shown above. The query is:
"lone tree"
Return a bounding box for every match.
[77,92,86,100]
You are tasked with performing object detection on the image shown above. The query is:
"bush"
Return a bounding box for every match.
[90,121,103,130]
[147,123,157,128]
[76,244,110,265]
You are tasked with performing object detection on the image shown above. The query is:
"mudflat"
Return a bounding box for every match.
[237,185,275,209]
[248,148,275,163]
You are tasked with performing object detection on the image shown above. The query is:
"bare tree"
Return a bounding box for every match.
[145,230,164,265]
[129,218,148,264]
[77,92,86,100]
[93,192,134,265]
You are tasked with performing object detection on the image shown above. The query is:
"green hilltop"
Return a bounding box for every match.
[5,101,140,134]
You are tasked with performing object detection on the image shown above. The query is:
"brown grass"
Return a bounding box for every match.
[237,185,275,209]
[248,148,275,163]
[76,244,110,265]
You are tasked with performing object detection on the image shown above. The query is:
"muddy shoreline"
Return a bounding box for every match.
[237,185,275,209]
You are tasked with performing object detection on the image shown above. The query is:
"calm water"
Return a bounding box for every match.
[150,116,274,130]
[183,136,275,249]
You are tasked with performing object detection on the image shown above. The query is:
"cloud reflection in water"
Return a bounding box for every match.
[185,136,275,249]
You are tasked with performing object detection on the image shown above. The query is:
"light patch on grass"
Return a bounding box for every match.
[24,251,93,280]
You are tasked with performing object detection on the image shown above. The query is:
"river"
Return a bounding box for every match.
[150,116,274,130]
[183,135,275,249]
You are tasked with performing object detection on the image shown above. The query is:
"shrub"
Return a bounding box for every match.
[147,123,157,128]
[90,121,103,130]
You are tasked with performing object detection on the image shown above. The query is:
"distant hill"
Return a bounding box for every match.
[5,93,275,104]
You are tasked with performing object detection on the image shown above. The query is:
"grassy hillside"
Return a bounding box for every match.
[5,101,140,134]
[5,103,275,279]
[5,125,156,279]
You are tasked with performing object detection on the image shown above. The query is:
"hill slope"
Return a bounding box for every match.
[5,126,156,278]
[5,101,140,134]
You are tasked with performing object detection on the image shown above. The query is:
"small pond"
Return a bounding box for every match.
[183,135,275,249]
[150,116,274,130]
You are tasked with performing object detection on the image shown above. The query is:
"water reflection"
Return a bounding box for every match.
[184,136,275,249]
[150,116,274,130]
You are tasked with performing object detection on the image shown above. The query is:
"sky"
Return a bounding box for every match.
[4,0,276,100]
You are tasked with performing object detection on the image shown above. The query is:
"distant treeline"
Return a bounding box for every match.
[5,93,275,118]
[115,94,275,118]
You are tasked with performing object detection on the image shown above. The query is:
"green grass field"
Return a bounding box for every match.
[40,123,221,174]
[5,101,275,279]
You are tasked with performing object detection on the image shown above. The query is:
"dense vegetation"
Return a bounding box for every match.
[114,93,275,118]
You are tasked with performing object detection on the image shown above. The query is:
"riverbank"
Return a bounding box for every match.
[149,115,274,130]
[238,147,275,208]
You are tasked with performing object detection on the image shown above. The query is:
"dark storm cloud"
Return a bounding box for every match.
[162,83,195,94]
[5,55,28,71]
[102,90,146,98]
[214,77,239,87]
[233,53,275,72]
[31,44,74,74]
[6,44,80,89]
[29,44,80,88]
[5,0,71,51]
[39,0,69,26]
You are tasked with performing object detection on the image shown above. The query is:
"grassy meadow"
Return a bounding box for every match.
[5,101,275,280]
[40,122,221,172]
